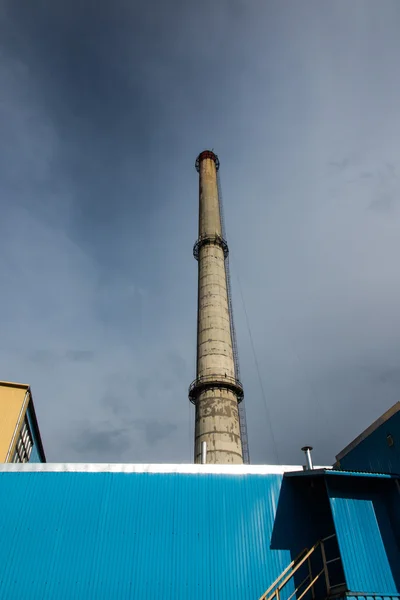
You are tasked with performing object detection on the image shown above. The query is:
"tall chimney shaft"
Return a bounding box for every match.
[189,151,243,464]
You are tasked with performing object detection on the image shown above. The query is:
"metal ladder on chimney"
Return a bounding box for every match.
[217,170,250,464]
[258,535,346,600]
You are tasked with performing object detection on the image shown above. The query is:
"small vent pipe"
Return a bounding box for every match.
[301,446,314,470]
[201,442,207,464]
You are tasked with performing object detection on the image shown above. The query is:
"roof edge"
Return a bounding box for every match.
[0,380,30,390]
[0,463,329,475]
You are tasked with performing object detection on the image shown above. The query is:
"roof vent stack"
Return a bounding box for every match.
[201,442,207,465]
[301,446,314,471]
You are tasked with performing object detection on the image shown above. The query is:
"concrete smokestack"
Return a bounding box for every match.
[189,151,244,464]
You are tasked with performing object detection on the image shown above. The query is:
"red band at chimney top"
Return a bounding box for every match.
[195,150,220,172]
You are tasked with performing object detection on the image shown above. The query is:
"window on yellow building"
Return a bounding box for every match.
[12,418,33,463]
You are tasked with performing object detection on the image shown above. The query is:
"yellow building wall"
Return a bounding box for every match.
[0,382,29,462]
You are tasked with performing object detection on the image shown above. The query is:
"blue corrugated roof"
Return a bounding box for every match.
[284,468,399,479]
[0,468,296,600]
[345,596,400,600]
[328,469,400,479]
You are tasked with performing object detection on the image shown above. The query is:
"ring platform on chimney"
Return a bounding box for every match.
[195,150,220,172]
[193,234,229,260]
[188,374,244,405]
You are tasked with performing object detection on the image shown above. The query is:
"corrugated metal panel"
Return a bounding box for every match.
[0,472,297,600]
[285,469,398,479]
[345,595,400,600]
[327,484,399,595]
[328,470,397,479]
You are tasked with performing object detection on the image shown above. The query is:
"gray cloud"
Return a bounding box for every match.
[75,427,129,453]
[2,1,400,467]
[73,418,178,463]
[65,350,95,363]
[27,350,95,368]
[133,419,178,446]
[28,350,59,367]
[73,424,132,461]
[369,194,394,213]
[101,393,132,418]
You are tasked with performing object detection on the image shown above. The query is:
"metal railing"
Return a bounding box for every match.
[193,234,229,260]
[259,535,345,600]
[188,374,244,404]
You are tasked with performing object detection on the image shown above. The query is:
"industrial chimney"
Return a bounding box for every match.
[189,151,245,464]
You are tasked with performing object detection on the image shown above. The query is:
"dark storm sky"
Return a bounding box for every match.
[1,0,400,465]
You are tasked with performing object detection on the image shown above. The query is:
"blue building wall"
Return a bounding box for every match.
[338,411,400,474]
[0,471,298,600]
[0,468,398,600]
[26,403,44,463]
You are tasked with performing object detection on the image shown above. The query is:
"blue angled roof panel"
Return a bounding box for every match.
[326,480,400,595]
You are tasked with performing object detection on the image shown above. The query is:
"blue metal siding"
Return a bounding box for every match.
[0,472,296,600]
[27,443,41,463]
[26,403,44,463]
[327,484,399,595]
[346,596,400,600]
[339,412,400,474]
[387,483,400,543]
